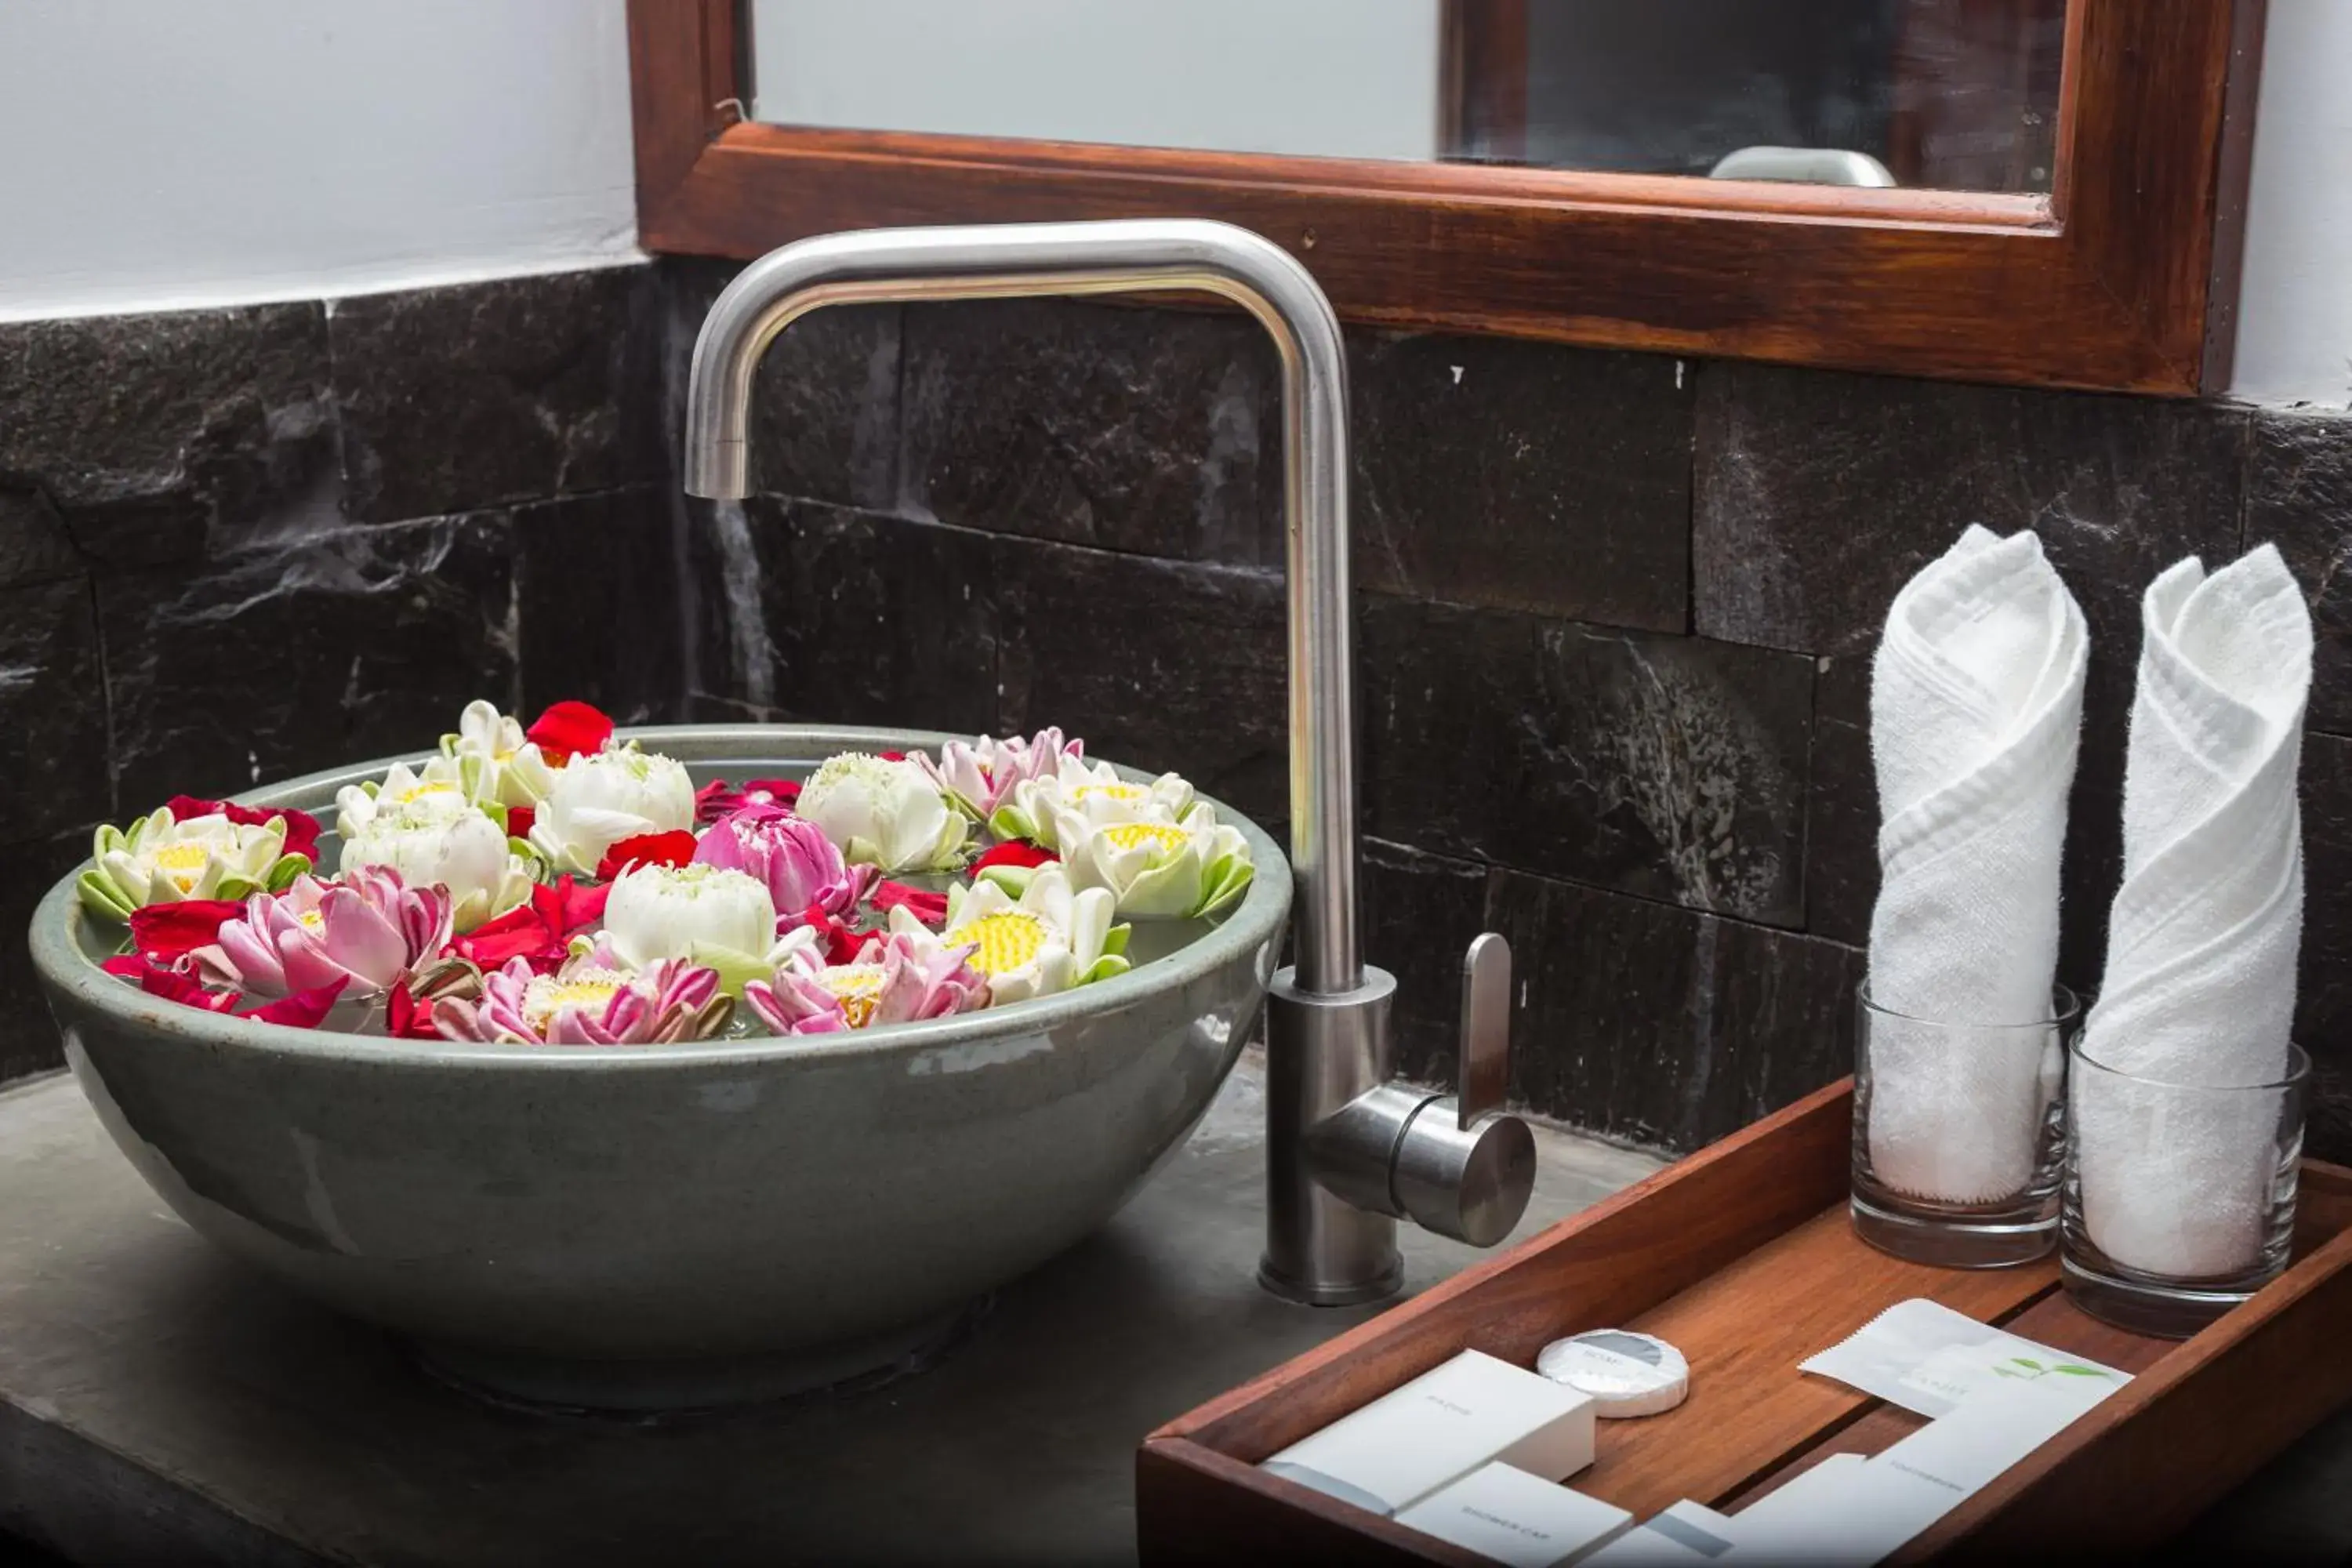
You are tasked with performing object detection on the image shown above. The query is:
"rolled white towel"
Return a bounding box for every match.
[2077,545,2312,1278]
[1865,526,2088,1203]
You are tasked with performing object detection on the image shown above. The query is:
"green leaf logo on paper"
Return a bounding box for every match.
[1991,1356,2117,1383]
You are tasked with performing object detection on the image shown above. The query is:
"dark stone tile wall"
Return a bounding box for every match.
[11,254,2352,1165]
[0,263,676,1080]
[670,262,2352,1158]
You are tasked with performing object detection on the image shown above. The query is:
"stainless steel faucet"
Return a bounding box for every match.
[681,218,1536,1305]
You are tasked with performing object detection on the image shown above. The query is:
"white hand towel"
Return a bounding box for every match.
[2077,545,2312,1278]
[1865,526,2088,1203]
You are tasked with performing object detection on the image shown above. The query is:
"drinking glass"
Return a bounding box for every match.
[2062,1037,2309,1338]
[1850,985,2081,1269]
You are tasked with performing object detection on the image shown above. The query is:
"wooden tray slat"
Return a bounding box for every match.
[1584,1207,2059,1520]
[1141,1083,2352,1565]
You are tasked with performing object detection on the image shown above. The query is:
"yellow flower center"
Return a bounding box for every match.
[393,781,460,805]
[151,840,210,894]
[523,970,627,1033]
[297,909,325,931]
[1070,782,1147,808]
[819,964,886,1028]
[1102,822,1188,856]
[964,911,1048,975]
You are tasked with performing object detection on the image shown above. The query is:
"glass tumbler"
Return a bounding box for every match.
[2063,1038,2309,1338]
[1850,985,2081,1269]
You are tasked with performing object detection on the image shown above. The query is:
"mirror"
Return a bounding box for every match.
[746,0,2066,194]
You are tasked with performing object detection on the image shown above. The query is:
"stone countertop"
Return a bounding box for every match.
[0,1062,1658,1567]
[2,1064,2347,1566]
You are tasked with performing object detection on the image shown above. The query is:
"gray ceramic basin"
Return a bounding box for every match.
[30,726,1290,1410]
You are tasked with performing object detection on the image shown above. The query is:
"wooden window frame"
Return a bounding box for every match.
[630,0,2262,395]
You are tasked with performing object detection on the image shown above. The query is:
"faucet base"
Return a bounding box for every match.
[1256,1251,1403,1308]
[1258,965,1405,1305]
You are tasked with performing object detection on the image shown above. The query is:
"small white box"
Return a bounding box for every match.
[1394,1462,1635,1567]
[1261,1349,1597,1516]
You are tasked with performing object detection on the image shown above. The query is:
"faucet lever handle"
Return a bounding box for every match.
[1457,932,1512,1131]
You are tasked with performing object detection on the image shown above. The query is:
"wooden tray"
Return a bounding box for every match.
[1138,1080,2352,1564]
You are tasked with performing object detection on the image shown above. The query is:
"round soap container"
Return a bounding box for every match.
[1536,1330,1689,1418]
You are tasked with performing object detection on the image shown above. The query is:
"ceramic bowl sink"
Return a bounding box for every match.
[30,725,1290,1410]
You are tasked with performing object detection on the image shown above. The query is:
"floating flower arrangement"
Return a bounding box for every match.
[78,701,1257,1046]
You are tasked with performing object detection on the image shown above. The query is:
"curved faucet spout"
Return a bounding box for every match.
[682,219,1534,1305]
[681,219,1359,996]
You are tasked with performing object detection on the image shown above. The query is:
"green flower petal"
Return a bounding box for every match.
[1076,953,1131,987]
[77,869,135,922]
[986,804,1040,844]
[263,853,311,892]
[1192,856,1254,920]
[687,941,774,997]
[977,866,1035,899]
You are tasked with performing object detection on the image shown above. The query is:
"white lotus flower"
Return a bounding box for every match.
[527,742,697,877]
[438,699,558,808]
[797,751,968,873]
[80,808,297,919]
[991,755,1194,850]
[1054,800,1255,920]
[335,758,491,840]
[601,862,787,973]
[891,864,1127,1005]
[339,792,535,933]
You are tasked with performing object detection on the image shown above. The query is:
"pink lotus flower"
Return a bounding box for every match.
[195,867,453,999]
[921,728,1081,817]
[743,931,989,1036]
[693,803,877,920]
[431,950,731,1046]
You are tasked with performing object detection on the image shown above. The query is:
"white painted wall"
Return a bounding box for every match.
[0,0,641,321]
[2,0,2337,403]
[2230,0,2352,408]
[750,0,1443,163]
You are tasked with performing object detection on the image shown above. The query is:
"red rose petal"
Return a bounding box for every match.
[247,978,348,1029]
[695,778,802,824]
[102,954,234,1011]
[164,796,322,863]
[102,951,343,1026]
[504,804,535,843]
[595,829,699,881]
[385,982,440,1040]
[778,904,873,966]
[879,750,908,763]
[870,881,949,927]
[551,875,610,932]
[525,699,615,764]
[971,840,1058,873]
[129,898,245,960]
[454,906,561,970]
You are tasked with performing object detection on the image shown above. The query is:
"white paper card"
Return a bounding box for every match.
[1394,1463,1634,1568]
[1263,1349,1597,1516]
[1722,1454,1954,1564]
[1582,1501,1743,1564]
[1798,1298,2128,1417]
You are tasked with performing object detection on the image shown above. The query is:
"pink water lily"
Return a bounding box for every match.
[194,867,452,999]
[743,931,989,1036]
[921,728,1081,818]
[431,950,731,1046]
[693,802,877,920]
